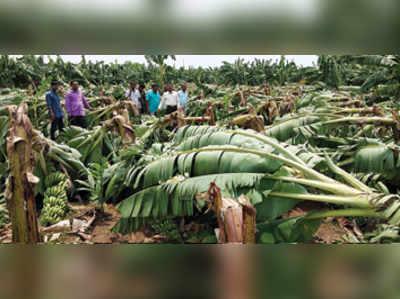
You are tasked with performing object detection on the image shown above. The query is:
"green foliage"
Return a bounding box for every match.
[3,54,400,244]
[114,173,267,234]
[318,55,347,88]
[257,216,322,244]
[76,158,109,205]
[149,218,182,243]
[265,114,323,142]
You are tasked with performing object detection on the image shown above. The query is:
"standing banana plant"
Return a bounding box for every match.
[5,103,40,243]
[145,55,176,89]
[318,55,343,88]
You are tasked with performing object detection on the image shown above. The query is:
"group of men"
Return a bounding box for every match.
[46,80,93,140]
[46,80,189,140]
[125,82,189,116]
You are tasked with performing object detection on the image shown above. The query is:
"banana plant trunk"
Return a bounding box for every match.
[207,183,256,244]
[6,103,40,244]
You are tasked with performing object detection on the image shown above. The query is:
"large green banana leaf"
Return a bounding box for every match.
[265,114,322,141]
[114,171,305,234]
[174,129,324,169]
[135,150,281,190]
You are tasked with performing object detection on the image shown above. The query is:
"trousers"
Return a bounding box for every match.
[166,105,177,114]
[69,116,87,128]
[50,117,64,140]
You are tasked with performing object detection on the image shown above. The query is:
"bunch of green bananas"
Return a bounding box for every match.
[44,172,67,189]
[0,206,9,229]
[43,196,68,212]
[44,185,68,202]
[40,172,70,226]
[40,204,66,226]
[0,196,9,229]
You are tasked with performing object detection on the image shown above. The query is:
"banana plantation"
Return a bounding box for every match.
[1,54,400,244]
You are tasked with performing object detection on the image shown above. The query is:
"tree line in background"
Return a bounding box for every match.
[1,55,399,92]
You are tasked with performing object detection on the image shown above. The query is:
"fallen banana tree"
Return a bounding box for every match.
[103,115,135,145]
[113,126,400,243]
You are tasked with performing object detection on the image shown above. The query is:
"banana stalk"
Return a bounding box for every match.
[204,182,256,244]
[6,103,40,243]
[179,146,400,223]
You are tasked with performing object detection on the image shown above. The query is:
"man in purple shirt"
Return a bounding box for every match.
[65,81,92,128]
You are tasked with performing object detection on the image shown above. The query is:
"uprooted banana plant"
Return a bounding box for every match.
[62,113,135,164]
[113,125,400,243]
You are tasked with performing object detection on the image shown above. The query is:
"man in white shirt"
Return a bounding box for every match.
[126,82,141,115]
[158,83,179,114]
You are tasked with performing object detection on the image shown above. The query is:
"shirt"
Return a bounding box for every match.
[178,90,189,108]
[159,91,179,110]
[125,89,141,109]
[46,90,65,118]
[65,90,91,116]
[146,90,161,114]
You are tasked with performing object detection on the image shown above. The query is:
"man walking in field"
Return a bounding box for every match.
[158,83,179,114]
[46,80,64,140]
[146,84,161,116]
[178,83,189,112]
[126,81,141,116]
[65,81,92,128]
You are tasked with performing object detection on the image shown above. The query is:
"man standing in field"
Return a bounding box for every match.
[178,83,189,112]
[138,83,147,114]
[65,81,92,128]
[126,81,141,116]
[146,84,161,116]
[46,80,65,140]
[158,83,179,114]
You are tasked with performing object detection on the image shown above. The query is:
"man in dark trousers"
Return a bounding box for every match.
[138,83,147,114]
[46,80,64,140]
[158,83,179,114]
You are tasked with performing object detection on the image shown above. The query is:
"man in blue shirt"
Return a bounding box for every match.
[146,83,161,115]
[46,80,65,140]
[178,83,189,112]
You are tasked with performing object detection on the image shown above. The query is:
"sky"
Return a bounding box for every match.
[47,55,318,68]
[5,0,318,20]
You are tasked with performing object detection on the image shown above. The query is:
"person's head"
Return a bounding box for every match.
[51,80,59,92]
[139,84,145,91]
[71,80,79,91]
[181,83,187,92]
[152,83,158,92]
[129,82,136,89]
[165,83,173,92]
